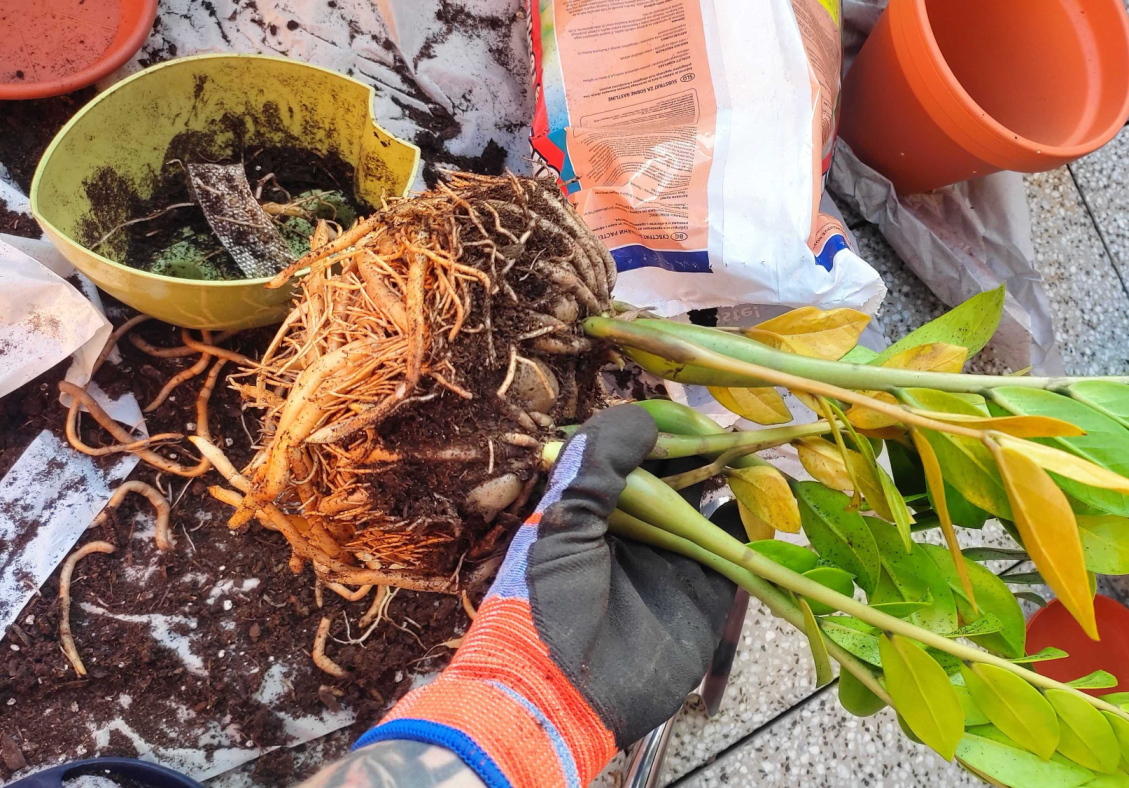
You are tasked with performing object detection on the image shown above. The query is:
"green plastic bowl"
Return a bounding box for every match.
[31,54,419,330]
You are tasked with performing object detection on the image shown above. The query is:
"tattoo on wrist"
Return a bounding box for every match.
[299,739,487,788]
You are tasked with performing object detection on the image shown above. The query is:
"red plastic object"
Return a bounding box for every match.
[1026,595,1129,696]
[840,0,1129,194]
[0,0,158,100]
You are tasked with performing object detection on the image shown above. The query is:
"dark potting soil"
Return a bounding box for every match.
[81,145,373,282]
[0,314,468,785]
[0,90,97,195]
[0,198,38,239]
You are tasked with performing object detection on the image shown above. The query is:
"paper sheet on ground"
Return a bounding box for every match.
[0,239,112,399]
[0,394,142,641]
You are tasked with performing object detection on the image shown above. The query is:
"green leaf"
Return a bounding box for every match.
[963,547,1031,562]
[921,543,1026,658]
[955,682,992,727]
[1016,591,1050,608]
[864,517,957,634]
[1011,647,1070,664]
[872,285,1005,365]
[888,439,927,498]
[1104,711,1129,771]
[1081,773,1129,787]
[802,566,857,616]
[1078,516,1129,575]
[961,662,1060,759]
[1067,382,1129,431]
[880,633,965,759]
[1046,689,1122,773]
[1002,572,1048,585]
[958,726,1095,788]
[796,483,881,595]
[990,388,1129,518]
[943,481,993,529]
[821,616,882,666]
[897,389,1012,518]
[797,596,834,688]
[748,540,820,574]
[871,597,935,618]
[1066,671,1120,691]
[1103,693,1129,712]
[947,614,1004,637]
[839,669,886,717]
[841,344,879,364]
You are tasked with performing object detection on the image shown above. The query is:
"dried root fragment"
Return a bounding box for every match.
[59,541,116,676]
[91,481,173,551]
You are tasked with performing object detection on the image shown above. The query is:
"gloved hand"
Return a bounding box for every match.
[355,404,737,788]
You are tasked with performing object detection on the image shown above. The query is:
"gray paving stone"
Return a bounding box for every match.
[1069,126,1129,289]
[1023,168,1129,376]
[674,690,980,788]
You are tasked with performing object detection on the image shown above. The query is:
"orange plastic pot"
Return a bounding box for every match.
[0,0,158,100]
[839,0,1129,194]
[1026,595,1129,696]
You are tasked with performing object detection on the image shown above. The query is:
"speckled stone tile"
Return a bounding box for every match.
[1069,126,1129,289]
[1023,168,1129,376]
[674,690,981,788]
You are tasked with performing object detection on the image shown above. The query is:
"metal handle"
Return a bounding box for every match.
[623,716,676,788]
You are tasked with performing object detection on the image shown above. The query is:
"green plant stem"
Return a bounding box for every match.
[584,316,1129,395]
[662,448,773,490]
[607,509,891,705]
[650,421,830,460]
[660,504,1129,721]
[566,451,1129,722]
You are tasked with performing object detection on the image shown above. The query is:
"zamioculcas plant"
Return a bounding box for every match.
[556,286,1129,786]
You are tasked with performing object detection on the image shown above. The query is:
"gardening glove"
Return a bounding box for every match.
[354,404,737,788]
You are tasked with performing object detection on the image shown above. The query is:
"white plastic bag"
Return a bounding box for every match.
[527,0,885,315]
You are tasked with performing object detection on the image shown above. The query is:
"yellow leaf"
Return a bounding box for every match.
[993,445,1097,640]
[911,429,978,612]
[794,437,898,523]
[796,437,854,490]
[747,306,870,360]
[883,342,969,374]
[909,411,1085,438]
[737,501,775,541]
[709,385,792,425]
[845,344,968,429]
[845,392,902,430]
[728,465,802,533]
[997,435,1129,495]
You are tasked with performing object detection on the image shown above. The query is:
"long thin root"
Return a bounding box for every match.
[91,481,173,551]
[312,616,348,678]
[59,541,116,676]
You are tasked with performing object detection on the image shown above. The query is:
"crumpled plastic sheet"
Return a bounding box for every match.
[831,0,1060,373]
[829,144,1062,373]
[104,0,535,191]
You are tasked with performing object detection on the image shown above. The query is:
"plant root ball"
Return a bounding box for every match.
[222,172,616,585]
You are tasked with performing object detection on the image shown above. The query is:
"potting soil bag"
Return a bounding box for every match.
[527,0,885,316]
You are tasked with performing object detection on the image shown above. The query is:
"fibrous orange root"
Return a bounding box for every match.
[59,541,116,676]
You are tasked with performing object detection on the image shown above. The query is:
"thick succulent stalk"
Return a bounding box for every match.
[584,317,1129,394]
